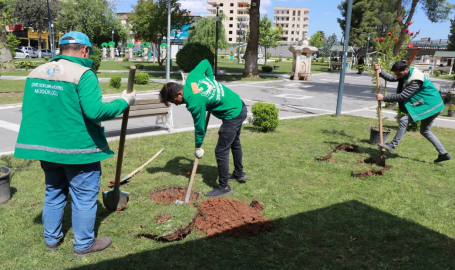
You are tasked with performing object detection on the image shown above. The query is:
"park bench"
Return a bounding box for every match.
[110,97,173,130]
[330,61,342,70]
[433,66,452,74]
[438,81,455,97]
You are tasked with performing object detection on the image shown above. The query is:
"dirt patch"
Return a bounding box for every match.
[138,214,197,242]
[352,166,391,177]
[195,198,274,237]
[149,186,200,204]
[316,144,359,161]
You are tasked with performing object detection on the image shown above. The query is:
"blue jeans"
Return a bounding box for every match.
[390,113,448,155]
[40,161,101,252]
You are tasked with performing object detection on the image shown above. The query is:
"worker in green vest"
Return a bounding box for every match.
[159,59,248,198]
[374,61,451,163]
[14,31,136,257]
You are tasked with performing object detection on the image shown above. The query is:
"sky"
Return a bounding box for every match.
[112,0,455,41]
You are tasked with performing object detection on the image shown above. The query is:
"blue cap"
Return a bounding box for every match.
[59,31,95,54]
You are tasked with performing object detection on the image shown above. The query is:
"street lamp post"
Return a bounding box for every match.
[237,21,242,65]
[363,32,370,65]
[46,0,54,58]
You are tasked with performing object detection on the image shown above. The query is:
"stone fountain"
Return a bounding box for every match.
[288,34,318,81]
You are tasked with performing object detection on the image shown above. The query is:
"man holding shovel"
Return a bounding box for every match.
[374,61,452,163]
[14,32,136,257]
[159,59,248,198]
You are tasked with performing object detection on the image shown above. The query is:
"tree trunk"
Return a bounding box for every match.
[38,29,42,58]
[242,0,260,78]
[264,47,267,65]
[394,0,418,56]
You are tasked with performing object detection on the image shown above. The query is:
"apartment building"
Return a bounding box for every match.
[206,0,250,43]
[273,7,309,44]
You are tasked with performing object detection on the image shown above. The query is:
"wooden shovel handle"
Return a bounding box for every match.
[376,69,384,146]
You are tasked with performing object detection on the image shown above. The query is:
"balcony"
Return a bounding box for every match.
[207,0,217,4]
[207,6,216,11]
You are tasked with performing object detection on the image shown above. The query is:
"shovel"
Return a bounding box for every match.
[176,111,211,204]
[375,68,386,167]
[102,66,136,211]
[107,148,165,188]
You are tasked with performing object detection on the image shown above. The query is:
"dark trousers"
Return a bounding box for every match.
[215,102,247,188]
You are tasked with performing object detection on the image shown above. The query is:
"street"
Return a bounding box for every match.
[1,70,455,155]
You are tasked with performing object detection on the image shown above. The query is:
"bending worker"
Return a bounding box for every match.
[374,61,451,163]
[159,59,248,198]
[14,31,136,257]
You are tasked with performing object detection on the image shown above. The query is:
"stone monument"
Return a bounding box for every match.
[288,34,318,80]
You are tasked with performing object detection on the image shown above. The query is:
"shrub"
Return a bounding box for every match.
[435,70,441,76]
[250,102,279,132]
[176,42,214,72]
[123,57,129,62]
[135,73,150,85]
[90,47,102,72]
[261,65,273,72]
[18,61,36,71]
[275,58,282,63]
[109,76,122,89]
[135,64,144,70]
[230,50,233,56]
[44,57,51,62]
[240,48,245,53]
[221,55,225,59]
[6,33,20,58]
[286,57,291,61]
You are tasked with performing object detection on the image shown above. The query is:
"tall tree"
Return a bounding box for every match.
[243,0,260,78]
[0,0,16,63]
[59,0,129,47]
[309,31,326,48]
[338,0,397,48]
[258,15,283,65]
[129,0,192,67]
[393,0,454,55]
[185,15,230,54]
[14,0,59,58]
[448,16,455,51]
[323,33,338,57]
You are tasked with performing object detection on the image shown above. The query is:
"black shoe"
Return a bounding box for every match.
[46,237,64,251]
[228,172,248,183]
[434,153,453,163]
[205,185,233,198]
[378,143,395,154]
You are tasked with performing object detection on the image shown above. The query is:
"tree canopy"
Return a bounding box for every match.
[309,31,326,48]
[0,0,16,62]
[258,15,283,64]
[185,15,230,54]
[129,0,192,66]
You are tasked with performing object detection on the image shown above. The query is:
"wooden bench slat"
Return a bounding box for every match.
[129,103,168,111]
[116,108,169,119]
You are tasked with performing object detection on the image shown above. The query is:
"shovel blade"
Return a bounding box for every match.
[102,189,130,211]
[375,155,386,167]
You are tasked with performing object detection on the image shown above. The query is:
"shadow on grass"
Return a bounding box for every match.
[0,156,33,183]
[146,156,219,188]
[70,200,455,269]
[33,200,113,241]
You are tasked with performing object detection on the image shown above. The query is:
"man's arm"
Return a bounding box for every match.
[186,97,207,147]
[383,80,423,102]
[379,70,399,82]
[191,59,214,79]
[78,70,128,122]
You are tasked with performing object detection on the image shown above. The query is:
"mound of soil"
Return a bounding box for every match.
[149,186,200,204]
[195,198,274,237]
[352,166,391,177]
[316,144,359,161]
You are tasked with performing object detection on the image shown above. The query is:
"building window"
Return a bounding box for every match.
[229,38,232,41]
[286,31,288,34]
[298,11,301,16]
[230,10,233,13]
[220,10,223,13]
[293,17,295,21]
[293,11,295,16]
[287,11,289,14]
[230,17,233,20]
[229,24,233,27]
[229,31,232,34]
[220,3,223,6]
[291,31,294,34]
[291,38,294,41]
[297,31,299,35]
[230,3,234,6]
[287,17,289,21]
[292,24,294,27]
[297,24,299,28]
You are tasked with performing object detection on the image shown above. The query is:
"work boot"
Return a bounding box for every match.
[228,172,249,183]
[205,185,233,198]
[46,237,64,252]
[75,237,112,258]
[434,153,453,163]
[378,143,395,154]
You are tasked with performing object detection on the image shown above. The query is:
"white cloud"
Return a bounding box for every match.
[260,0,273,14]
[179,0,211,14]
[324,12,331,16]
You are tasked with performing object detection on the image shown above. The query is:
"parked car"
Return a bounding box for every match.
[18,46,37,58]
[40,49,52,57]
[14,49,30,59]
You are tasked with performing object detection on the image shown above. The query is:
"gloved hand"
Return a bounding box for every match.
[121,90,137,106]
[194,147,204,159]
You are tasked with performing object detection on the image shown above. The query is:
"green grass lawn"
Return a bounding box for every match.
[0,80,163,105]
[1,115,455,269]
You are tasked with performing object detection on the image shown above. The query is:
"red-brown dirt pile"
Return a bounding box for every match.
[195,198,274,237]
